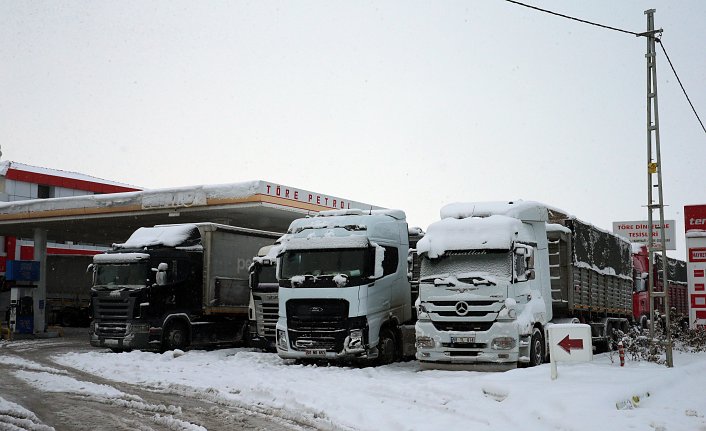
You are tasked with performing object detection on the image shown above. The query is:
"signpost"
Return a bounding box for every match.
[612,220,676,250]
[547,324,592,380]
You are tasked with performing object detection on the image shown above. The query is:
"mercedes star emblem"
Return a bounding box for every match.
[455,301,469,316]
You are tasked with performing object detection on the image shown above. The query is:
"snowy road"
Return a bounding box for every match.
[2,329,706,431]
[0,329,319,431]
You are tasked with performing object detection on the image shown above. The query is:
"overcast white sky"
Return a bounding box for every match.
[1,0,704,259]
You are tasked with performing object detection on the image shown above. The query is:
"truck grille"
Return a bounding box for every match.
[254,296,279,340]
[93,295,137,338]
[286,299,349,352]
[425,299,499,333]
[94,297,132,320]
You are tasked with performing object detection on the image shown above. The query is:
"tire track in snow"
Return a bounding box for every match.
[1,331,328,430]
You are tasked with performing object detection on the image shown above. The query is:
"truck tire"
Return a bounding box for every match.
[377,328,396,366]
[529,328,544,367]
[164,322,189,351]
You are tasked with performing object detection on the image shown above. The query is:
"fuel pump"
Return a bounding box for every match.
[6,260,40,335]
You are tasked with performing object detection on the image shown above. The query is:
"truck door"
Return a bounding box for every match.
[512,245,534,306]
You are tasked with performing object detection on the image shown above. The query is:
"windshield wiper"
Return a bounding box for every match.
[456,276,497,286]
[433,278,455,287]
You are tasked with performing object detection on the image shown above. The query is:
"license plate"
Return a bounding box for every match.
[451,336,474,344]
[305,349,327,356]
[104,339,120,347]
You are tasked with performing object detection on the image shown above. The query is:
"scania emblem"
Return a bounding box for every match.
[455,301,469,316]
[310,306,324,313]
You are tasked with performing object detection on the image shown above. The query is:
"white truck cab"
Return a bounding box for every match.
[415,201,552,370]
[275,209,416,364]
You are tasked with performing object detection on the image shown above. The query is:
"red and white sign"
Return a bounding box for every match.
[691,294,706,309]
[548,324,592,380]
[685,205,706,232]
[685,204,706,329]
[690,248,706,263]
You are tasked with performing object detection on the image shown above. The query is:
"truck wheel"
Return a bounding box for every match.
[164,322,188,351]
[529,328,544,367]
[377,328,396,365]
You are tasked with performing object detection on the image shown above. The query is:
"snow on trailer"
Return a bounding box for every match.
[548,217,633,319]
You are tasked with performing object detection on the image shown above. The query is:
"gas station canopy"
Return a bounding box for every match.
[0,180,381,245]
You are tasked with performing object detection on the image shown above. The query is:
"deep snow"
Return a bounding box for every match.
[46,347,706,431]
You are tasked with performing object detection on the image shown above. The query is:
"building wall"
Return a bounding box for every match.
[0,161,141,270]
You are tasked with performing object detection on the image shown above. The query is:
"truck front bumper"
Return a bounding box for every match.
[89,321,161,351]
[415,320,519,371]
[275,324,371,361]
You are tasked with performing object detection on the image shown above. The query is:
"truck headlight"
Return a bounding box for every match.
[491,337,516,350]
[416,336,435,349]
[348,329,364,349]
[277,329,288,350]
[497,305,517,321]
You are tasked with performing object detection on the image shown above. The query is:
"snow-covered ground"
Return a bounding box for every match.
[53,348,706,431]
[0,394,54,431]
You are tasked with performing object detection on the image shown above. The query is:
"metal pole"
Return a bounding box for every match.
[645,9,656,340]
[644,9,673,367]
[33,228,48,334]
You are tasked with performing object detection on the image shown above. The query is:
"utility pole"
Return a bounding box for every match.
[642,8,673,367]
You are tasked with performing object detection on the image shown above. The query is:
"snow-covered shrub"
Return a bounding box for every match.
[611,311,706,364]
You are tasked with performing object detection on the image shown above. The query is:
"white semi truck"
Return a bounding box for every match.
[248,245,279,351]
[415,201,632,370]
[275,209,421,364]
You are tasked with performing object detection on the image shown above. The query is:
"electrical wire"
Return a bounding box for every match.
[657,39,706,135]
[503,0,640,36]
[503,0,706,137]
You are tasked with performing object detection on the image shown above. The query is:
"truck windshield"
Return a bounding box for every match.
[420,250,512,281]
[258,265,277,284]
[94,263,150,288]
[279,249,373,280]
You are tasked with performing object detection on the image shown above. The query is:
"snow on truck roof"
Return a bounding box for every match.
[113,223,280,249]
[287,209,406,234]
[93,252,150,263]
[283,236,370,251]
[419,200,572,258]
[114,224,200,249]
[417,215,528,258]
[441,201,569,222]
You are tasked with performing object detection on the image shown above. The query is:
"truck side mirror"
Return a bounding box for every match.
[407,249,416,281]
[374,245,385,279]
[513,245,534,282]
[526,269,535,280]
[526,247,534,270]
[152,262,168,286]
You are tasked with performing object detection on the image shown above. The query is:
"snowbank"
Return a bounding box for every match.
[54,348,706,431]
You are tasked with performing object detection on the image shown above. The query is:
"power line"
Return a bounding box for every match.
[503,0,640,36]
[503,0,706,137]
[657,39,706,135]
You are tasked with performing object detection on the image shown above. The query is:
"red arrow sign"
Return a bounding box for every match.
[558,335,584,354]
